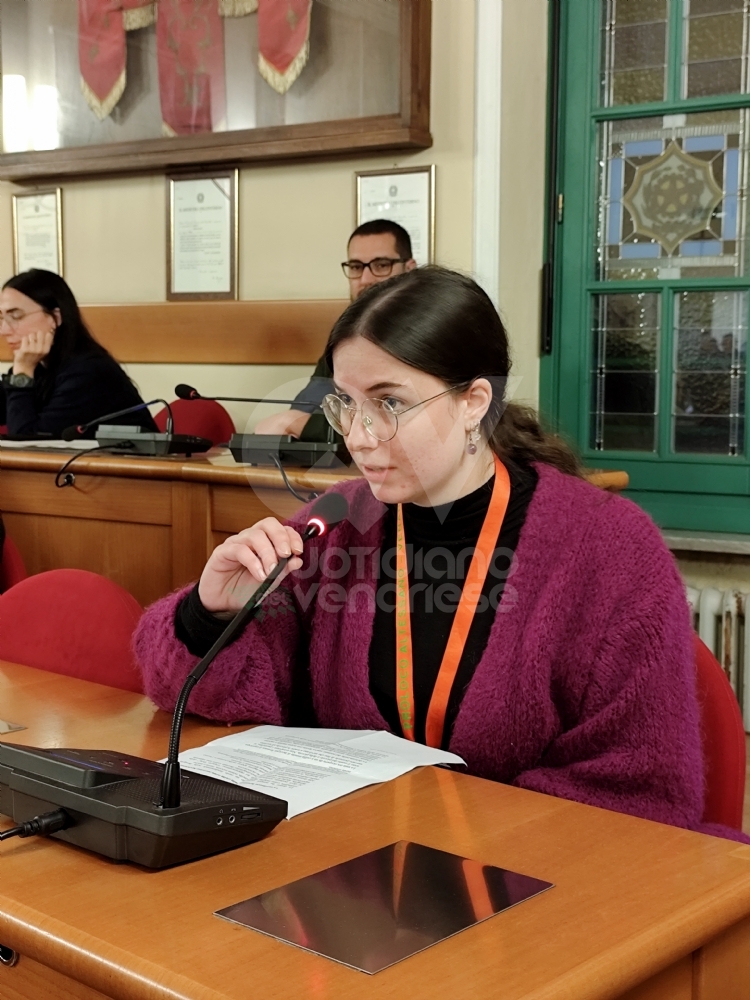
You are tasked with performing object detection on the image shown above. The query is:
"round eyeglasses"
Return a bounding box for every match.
[341,258,408,279]
[321,387,459,443]
[0,308,45,329]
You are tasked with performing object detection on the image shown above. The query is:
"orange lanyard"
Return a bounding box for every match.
[395,455,511,748]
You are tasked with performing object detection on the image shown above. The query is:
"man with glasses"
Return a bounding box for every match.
[254,219,416,437]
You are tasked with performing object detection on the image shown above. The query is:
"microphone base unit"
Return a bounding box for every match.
[95,425,213,457]
[229,433,348,469]
[0,744,287,869]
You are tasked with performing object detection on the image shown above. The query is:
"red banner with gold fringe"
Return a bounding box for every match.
[156,0,227,135]
[257,0,312,95]
[78,0,156,120]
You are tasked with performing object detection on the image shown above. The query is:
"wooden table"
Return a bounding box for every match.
[0,660,748,1000]
[0,449,628,608]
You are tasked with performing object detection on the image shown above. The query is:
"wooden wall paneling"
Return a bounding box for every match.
[693,912,750,1000]
[171,481,213,592]
[2,514,172,608]
[0,470,172,526]
[0,301,348,366]
[211,484,305,536]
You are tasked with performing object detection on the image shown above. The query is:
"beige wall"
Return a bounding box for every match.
[0,0,549,429]
[498,0,547,409]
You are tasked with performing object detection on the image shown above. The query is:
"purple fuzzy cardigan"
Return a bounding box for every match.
[134,464,747,842]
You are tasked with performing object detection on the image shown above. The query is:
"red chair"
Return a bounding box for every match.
[695,634,746,829]
[0,535,28,592]
[0,569,143,693]
[154,398,235,446]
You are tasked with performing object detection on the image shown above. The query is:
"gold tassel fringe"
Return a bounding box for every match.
[258,39,309,95]
[80,68,126,121]
[218,0,258,16]
[124,3,156,31]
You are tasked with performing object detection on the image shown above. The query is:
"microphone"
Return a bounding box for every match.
[174,383,296,405]
[61,399,173,441]
[160,491,349,809]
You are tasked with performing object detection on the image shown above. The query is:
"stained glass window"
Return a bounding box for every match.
[673,290,747,453]
[601,0,668,106]
[683,0,750,99]
[598,109,749,281]
[591,293,660,451]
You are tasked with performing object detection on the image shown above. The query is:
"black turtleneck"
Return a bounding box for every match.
[368,461,537,747]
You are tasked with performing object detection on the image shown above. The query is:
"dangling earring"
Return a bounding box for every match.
[467,424,480,455]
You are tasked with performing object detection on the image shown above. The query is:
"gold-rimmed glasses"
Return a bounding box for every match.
[321,387,461,443]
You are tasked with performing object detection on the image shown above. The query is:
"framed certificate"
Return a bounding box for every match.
[12,189,63,275]
[356,165,435,267]
[167,170,238,300]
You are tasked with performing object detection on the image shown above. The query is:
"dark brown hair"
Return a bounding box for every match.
[325,266,581,476]
[348,219,413,261]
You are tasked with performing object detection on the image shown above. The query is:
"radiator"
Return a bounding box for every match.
[686,588,750,732]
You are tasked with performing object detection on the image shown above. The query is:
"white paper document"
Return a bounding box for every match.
[0,440,95,451]
[177,727,465,819]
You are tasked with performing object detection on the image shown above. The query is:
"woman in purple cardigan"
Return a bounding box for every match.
[135,267,737,840]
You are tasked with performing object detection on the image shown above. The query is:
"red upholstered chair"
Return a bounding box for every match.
[154,399,235,446]
[0,535,28,592]
[695,634,746,829]
[0,569,144,693]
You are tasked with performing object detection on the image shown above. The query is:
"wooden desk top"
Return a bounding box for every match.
[0,661,748,1000]
[0,447,629,493]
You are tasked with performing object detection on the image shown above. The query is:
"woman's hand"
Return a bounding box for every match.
[12,329,54,377]
[198,517,305,614]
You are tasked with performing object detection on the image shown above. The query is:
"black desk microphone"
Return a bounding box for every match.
[61,398,174,440]
[160,490,350,808]
[174,383,295,405]
[0,491,349,868]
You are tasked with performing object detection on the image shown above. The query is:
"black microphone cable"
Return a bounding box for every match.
[55,442,136,488]
[0,808,69,842]
[268,453,319,503]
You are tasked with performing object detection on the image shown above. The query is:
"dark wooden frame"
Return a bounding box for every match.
[166,169,238,301]
[0,0,432,184]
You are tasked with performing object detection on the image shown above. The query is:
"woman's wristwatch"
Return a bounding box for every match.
[6,373,34,388]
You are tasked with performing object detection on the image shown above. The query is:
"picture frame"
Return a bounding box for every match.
[12,188,64,276]
[0,1,431,183]
[356,165,435,266]
[167,169,238,301]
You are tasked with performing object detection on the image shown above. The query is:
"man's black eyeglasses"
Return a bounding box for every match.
[341,258,408,279]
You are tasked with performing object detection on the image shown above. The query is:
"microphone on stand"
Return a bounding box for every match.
[160,491,349,809]
[174,384,295,405]
[61,398,173,441]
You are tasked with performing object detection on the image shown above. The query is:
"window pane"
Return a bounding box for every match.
[601,0,668,106]
[683,1,750,98]
[673,290,747,455]
[591,293,660,451]
[597,109,749,281]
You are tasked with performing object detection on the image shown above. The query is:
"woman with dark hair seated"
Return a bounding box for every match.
[135,266,743,842]
[0,269,157,439]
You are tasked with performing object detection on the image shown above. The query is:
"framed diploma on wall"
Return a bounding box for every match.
[356,165,435,267]
[12,189,63,275]
[167,170,238,301]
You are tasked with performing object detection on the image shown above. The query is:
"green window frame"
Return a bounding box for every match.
[541,0,750,532]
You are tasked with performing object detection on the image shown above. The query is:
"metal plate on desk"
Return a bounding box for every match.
[216,841,553,974]
[0,720,25,734]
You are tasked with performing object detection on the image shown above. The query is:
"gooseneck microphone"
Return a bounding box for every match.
[159,491,349,809]
[175,384,295,405]
[61,398,173,441]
